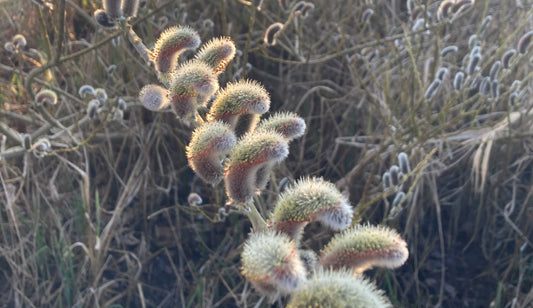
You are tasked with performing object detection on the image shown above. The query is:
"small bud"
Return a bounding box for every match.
[440,45,458,57]
[32,138,52,157]
[424,79,441,99]
[121,0,140,18]
[94,88,108,103]
[195,37,236,75]
[187,192,203,205]
[4,42,15,53]
[241,231,306,301]
[186,121,237,184]
[152,26,201,75]
[107,64,117,75]
[103,0,122,19]
[319,224,409,274]
[87,99,100,119]
[286,270,392,308]
[256,112,306,141]
[78,85,95,98]
[224,131,289,204]
[398,152,410,174]
[453,72,464,91]
[502,49,516,69]
[489,61,501,81]
[35,89,57,106]
[139,84,170,111]
[117,98,127,111]
[518,31,533,54]
[12,34,27,48]
[94,9,115,28]
[264,22,284,46]
[268,178,354,242]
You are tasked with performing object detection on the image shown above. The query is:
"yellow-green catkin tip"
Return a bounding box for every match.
[241,231,306,301]
[186,121,237,184]
[224,131,288,204]
[139,84,170,111]
[286,270,392,308]
[206,79,270,134]
[268,177,353,242]
[152,26,201,75]
[195,37,236,75]
[169,60,218,118]
[256,111,306,141]
[35,89,57,106]
[320,224,408,274]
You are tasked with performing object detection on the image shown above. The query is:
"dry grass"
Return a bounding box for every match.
[0,0,532,307]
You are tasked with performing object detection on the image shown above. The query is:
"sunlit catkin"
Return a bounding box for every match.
[195,37,236,75]
[139,84,169,111]
[256,112,306,141]
[207,80,270,135]
[151,26,201,76]
[518,31,533,54]
[268,178,353,242]
[186,121,237,184]
[320,224,408,274]
[241,231,306,300]
[264,22,284,46]
[224,131,288,204]
[286,270,392,308]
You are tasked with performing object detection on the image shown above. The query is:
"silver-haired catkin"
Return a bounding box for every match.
[479,77,491,96]
[398,152,410,174]
[264,22,284,46]
[480,15,492,36]
[454,72,464,90]
[436,67,448,81]
[467,53,481,76]
[382,172,392,189]
[518,31,533,54]
[502,49,516,69]
[489,61,501,81]
[424,79,441,99]
[491,80,499,98]
[389,165,400,186]
[440,45,458,57]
